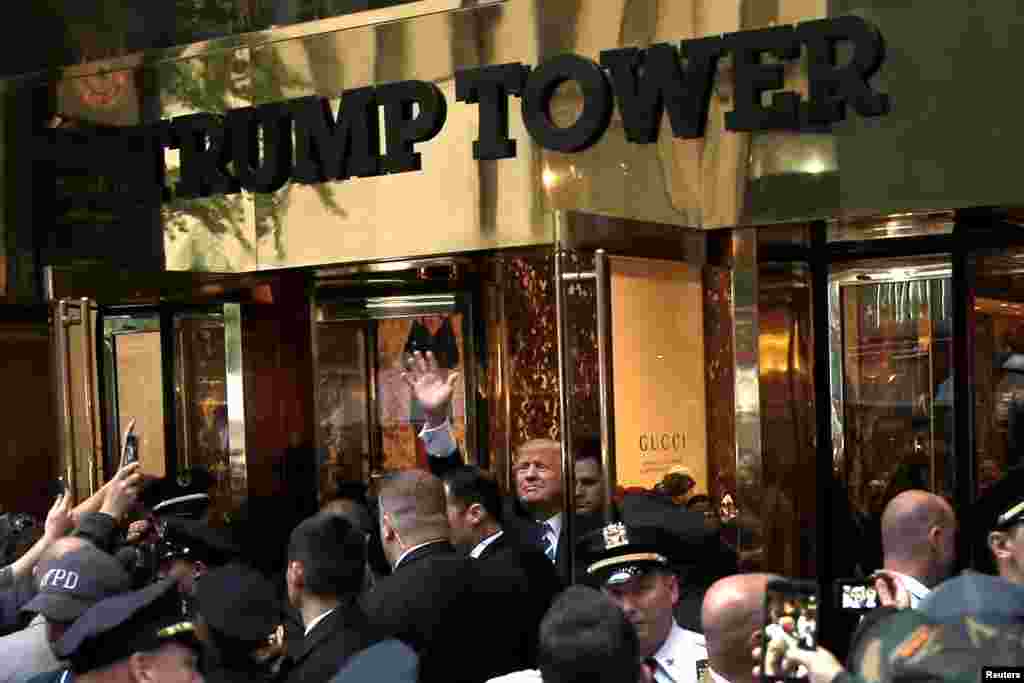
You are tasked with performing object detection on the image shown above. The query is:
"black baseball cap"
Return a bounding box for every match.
[194,563,281,643]
[55,577,199,673]
[22,545,132,623]
[979,467,1024,532]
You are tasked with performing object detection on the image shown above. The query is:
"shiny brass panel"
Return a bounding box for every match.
[223,303,249,505]
[246,0,544,270]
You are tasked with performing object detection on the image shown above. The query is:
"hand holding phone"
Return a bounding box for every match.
[761,579,819,681]
[121,419,138,468]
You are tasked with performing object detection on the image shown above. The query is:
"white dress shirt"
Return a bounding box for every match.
[470,530,505,559]
[543,513,562,559]
[420,419,458,457]
[304,607,336,637]
[648,620,709,683]
[485,670,542,683]
[886,570,931,608]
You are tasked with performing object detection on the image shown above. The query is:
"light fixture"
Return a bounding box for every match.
[542,168,559,190]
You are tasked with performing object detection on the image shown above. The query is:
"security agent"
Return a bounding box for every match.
[578,498,709,683]
[26,577,202,683]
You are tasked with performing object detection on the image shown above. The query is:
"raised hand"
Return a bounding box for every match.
[43,492,74,541]
[100,462,144,522]
[401,351,459,428]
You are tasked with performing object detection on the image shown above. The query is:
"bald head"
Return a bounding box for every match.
[881,490,957,585]
[378,470,450,547]
[702,573,773,683]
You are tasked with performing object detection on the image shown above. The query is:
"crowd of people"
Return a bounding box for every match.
[0,351,1021,683]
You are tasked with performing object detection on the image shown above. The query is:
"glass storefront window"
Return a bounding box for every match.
[831,258,954,572]
[974,250,1024,497]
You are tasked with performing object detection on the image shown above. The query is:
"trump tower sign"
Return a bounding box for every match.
[36,15,888,203]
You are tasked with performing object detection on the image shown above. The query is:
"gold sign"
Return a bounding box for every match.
[611,257,707,491]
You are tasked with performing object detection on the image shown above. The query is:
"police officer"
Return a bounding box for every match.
[156,517,240,597]
[26,577,202,683]
[193,563,284,682]
[578,496,710,683]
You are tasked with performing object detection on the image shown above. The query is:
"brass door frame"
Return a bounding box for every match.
[51,298,102,504]
[47,265,259,507]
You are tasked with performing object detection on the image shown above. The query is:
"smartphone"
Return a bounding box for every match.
[120,419,165,478]
[124,432,139,466]
[834,578,879,612]
[121,419,138,468]
[761,579,819,681]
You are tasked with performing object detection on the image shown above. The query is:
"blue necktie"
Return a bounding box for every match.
[539,522,555,562]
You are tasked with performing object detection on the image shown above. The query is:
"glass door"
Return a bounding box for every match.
[830,257,955,568]
[313,289,479,499]
[47,267,245,518]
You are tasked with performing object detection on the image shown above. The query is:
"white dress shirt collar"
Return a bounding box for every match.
[649,620,708,683]
[470,529,505,559]
[395,538,448,570]
[887,570,931,607]
[304,607,336,637]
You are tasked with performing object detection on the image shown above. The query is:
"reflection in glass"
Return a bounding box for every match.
[174,312,234,520]
[836,269,954,569]
[314,295,469,499]
[973,251,1024,498]
[102,315,162,478]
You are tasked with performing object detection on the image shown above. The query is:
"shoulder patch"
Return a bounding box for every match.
[894,625,934,660]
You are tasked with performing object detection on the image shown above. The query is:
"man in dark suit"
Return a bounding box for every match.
[362,470,530,683]
[442,465,562,664]
[403,349,597,584]
[278,513,378,683]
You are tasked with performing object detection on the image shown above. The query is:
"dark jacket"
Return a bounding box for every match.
[476,532,563,665]
[360,541,531,683]
[277,599,378,683]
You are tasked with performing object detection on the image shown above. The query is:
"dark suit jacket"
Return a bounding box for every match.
[360,541,531,683]
[278,599,378,683]
[425,447,604,584]
[477,532,563,665]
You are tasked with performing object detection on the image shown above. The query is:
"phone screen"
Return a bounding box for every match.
[835,579,879,612]
[762,579,818,681]
[124,432,139,465]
